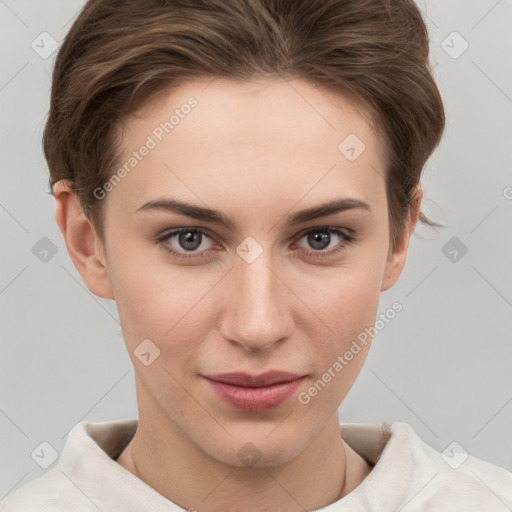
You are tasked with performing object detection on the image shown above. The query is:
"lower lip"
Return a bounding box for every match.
[204,377,305,412]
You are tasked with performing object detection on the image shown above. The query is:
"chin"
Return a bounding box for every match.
[203,425,310,469]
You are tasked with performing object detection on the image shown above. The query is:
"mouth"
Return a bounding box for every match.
[202,371,307,412]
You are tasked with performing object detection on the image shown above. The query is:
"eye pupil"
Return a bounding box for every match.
[308,231,330,250]
[179,230,202,250]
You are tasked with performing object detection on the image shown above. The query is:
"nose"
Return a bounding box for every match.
[220,249,294,352]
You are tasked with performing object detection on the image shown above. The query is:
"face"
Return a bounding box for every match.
[93,77,409,467]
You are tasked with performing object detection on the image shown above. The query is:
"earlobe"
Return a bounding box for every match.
[380,187,423,292]
[53,180,114,300]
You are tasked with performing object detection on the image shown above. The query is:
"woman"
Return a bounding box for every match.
[1,0,511,510]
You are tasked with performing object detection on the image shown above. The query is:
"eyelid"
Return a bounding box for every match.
[291,226,356,255]
[154,227,217,256]
[293,224,355,240]
[155,225,357,259]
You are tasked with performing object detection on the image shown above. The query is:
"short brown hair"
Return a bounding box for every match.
[44,0,445,251]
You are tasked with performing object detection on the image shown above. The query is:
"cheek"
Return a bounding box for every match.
[107,239,205,348]
[109,261,228,386]
[118,277,201,339]
[295,246,386,397]
[311,279,379,379]
[299,254,385,339]
[296,270,381,412]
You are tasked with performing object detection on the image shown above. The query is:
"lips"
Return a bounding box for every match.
[203,371,306,412]
[203,370,304,387]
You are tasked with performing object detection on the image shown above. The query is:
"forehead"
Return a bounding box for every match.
[124,77,379,149]
[107,78,388,217]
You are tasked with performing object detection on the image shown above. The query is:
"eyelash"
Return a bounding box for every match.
[155,226,357,261]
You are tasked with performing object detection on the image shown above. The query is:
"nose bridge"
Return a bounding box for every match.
[221,245,292,351]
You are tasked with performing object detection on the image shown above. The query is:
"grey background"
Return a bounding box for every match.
[1,0,511,499]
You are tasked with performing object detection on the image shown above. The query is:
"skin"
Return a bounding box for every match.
[53,77,421,511]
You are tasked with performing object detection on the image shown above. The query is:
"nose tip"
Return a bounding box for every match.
[235,336,285,353]
[220,258,293,352]
[227,297,289,352]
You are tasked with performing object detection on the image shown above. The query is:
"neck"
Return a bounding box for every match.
[117,411,373,511]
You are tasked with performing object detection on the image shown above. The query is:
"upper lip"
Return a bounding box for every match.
[203,371,305,387]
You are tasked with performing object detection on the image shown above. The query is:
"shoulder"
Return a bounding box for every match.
[0,419,137,512]
[341,421,512,510]
[0,471,93,511]
[388,422,512,509]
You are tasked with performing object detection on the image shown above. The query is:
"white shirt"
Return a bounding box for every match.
[1,418,511,511]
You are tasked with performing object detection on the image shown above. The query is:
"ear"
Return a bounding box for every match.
[53,180,114,299]
[380,187,423,292]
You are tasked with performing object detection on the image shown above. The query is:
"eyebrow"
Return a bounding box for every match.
[134,197,371,229]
